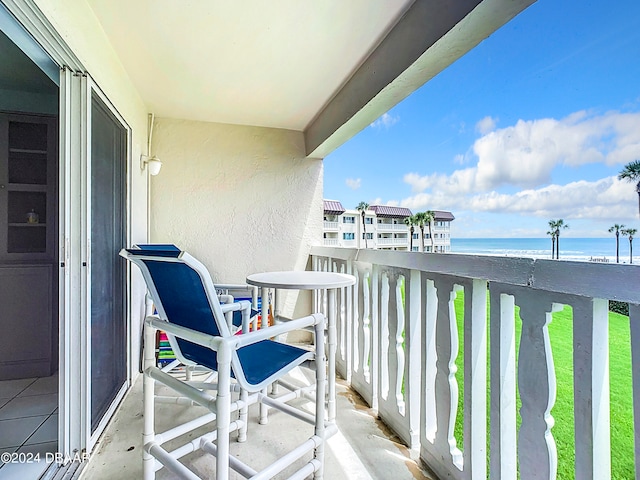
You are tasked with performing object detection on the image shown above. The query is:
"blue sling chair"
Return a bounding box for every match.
[121,246,329,480]
[133,244,261,377]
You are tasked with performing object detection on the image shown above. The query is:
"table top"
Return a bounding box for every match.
[246,271,356,290]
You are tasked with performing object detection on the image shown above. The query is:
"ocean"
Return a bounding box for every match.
[451,237,637,263]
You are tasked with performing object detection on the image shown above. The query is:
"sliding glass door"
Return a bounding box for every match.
[89,92,127,433]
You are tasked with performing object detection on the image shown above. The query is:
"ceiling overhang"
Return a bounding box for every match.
[306,0,536,157]
[85,0,535,158]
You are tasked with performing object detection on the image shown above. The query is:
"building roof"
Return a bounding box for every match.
[370,205,413,218]
[324,200,346,215]
[433,210,455,221]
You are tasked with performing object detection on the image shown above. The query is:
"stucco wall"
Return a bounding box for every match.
[151,118,323,317]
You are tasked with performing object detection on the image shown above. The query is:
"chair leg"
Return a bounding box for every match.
[238,388,248,443]
[216,348,232,480]
[143,322,157,480]
[259,388,269,425]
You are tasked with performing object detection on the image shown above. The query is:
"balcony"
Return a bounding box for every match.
[377,237,408,246]
[310,246,640,479]
[80,247,639,479]
[377,223,407,232]
[323,238,339,246]
[324,221,339,231]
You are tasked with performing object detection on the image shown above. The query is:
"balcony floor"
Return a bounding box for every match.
[80,368,434,480]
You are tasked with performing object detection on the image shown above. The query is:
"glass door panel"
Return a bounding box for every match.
[89,93,126,432]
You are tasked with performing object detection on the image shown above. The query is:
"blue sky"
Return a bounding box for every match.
[323,0,640,238]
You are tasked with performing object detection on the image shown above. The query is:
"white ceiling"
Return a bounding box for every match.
[83,0,536,157]
[86,0,413,131]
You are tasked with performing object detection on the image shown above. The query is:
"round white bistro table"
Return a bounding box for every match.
[246,271,356,422]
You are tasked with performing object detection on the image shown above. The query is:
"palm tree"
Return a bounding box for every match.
[621,227,637,264]
[403,215,416,251]
[413,212,428,252]
[356,201,369,249]
[547,220,557,259]
[618,160,640,217]
[549,219,568,259]
[609,224,625,263]
[424,210,436,253]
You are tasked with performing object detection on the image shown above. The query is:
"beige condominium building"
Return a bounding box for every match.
[323,200,454,252]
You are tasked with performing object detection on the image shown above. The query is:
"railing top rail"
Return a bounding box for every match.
[310,246,640,304]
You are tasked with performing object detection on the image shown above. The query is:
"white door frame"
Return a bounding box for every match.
[84,77,132,452]
[2,0,133,458]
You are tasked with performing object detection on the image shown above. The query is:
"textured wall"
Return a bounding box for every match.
[151,118,323,316]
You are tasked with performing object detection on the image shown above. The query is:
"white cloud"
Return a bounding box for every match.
[405,110,640,195]
[473,111,640,190]
[476,116,497,134]
[453,153,466,165]
[370,112,400,129]
[397,176,638,221]
[345,178,361,190]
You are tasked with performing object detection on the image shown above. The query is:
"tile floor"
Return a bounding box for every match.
[0,374,58,480]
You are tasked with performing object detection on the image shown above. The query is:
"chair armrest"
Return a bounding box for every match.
[146,312,324,353]
[218,294,234,305]
[146,316,224,352]
[220,300,251,313]
[235,313,325,348]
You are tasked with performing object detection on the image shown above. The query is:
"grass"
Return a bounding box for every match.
[447,291,634,479]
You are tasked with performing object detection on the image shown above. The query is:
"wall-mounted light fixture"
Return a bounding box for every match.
[140,154,162,176]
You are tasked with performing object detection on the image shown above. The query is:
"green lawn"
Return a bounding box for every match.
[448,292,634,479]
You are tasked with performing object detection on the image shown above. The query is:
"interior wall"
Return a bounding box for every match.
[0,88,57,114]
[151,118,324,318]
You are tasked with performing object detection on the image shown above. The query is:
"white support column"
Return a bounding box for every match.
[490,289,517,480]
[342,261,353,382]
[370,264,380,411]
[591,298,611,480]
[406,269,421,448]
[464,279,488,479]
[573,297,611,480]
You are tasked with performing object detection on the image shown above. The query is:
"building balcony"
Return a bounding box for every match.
[376,223,407,232]
[323,238,339,246]
[377,238,408,246]
[81,247,639,480]
[324,221,339,231]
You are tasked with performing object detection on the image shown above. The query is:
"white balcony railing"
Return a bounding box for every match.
[324,221,339,230]
[377,223,407,232]
[310,246,640,480]
[376,237,408,246]
[323,238,339,246]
